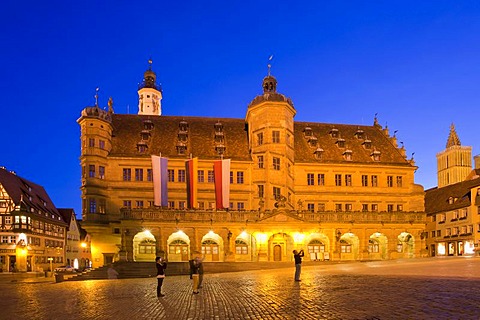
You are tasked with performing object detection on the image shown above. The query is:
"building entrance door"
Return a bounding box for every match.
[27,256,32,272]
[273,245,282,261]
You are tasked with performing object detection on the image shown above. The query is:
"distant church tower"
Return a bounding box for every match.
[436,124,472,187]
[138,59,163,116]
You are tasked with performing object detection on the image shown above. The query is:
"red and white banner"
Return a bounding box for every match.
[214,159,230,209]
[151,155,168,207]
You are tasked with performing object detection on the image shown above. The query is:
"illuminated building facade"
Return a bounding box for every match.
[78,62,426,268]
[426,126,480,256]
[0,167,67,273]
[58,209,92,270]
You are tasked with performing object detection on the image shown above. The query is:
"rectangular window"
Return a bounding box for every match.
[198,170,205,183]
[237,202,245,211]
[272,130,280,143]
[89,138,95,147]
[345,204,352,212]
[230,171,234,184]
[273,187,281,200]
[135,168,144,181]
[307,203,315,212]
[258,156,264,169]
[99,166,105,179]
[168,201,175,209]
[335,174,342,186]
[318,203,325,211]
[123,168,131,181]
[345,174,352,186]
[258,185,264,198]
[335,204,342,212]
[397,204,403,212]
[371,175,378,187]
[431,231,436,238]
[88,198,96,213]
[257,132,263,146]
[396,176,403,187]
[371,204,378,212]
[362,175,368,187]
[89,165,95,178]
[307,173,314,186]
[168,169,175,182]
[237,172,244,184]
[437,230,441,237]
[178,169,186,183]
[387,204,394,212]
[99,140,105,150]
[98,199,106,214]
[208,170,214,183]
[136,200,144,208]
[273,157,280,170]
[387,176,393,187]
[317,174,325,186]
[147,169,153,181]
[362,204,369,212]
[229,202,234,210]
[198,202,205,209]
[123,200,131,209]
[179,201,186,209]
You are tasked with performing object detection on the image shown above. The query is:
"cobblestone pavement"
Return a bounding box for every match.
[1,257,480,320]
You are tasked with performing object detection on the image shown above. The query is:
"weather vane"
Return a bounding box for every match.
[267,54,273,76]
[94,87,99,106]
[148,58,153,70]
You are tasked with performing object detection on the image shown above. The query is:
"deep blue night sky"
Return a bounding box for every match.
[1,1,479,217]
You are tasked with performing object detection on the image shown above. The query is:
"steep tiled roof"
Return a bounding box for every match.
[109,115,411,165]
[425,177,480,215]
[0,167,65,224]
[58,208,74,226]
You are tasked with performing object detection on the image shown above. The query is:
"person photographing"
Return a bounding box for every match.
[293,249,304,281]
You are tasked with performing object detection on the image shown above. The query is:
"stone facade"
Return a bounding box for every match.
[78,64,426,268]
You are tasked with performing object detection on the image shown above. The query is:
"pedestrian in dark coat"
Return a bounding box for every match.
[155,256,167,297]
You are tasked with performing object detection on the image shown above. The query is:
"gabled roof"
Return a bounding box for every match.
[58,208,75,226]
[425,177,480,215]
[0,167,65,224]
[109,114,411,165]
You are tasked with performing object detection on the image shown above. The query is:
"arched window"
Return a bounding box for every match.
[235,239,248,255]
[168,239,187,254]
[307,239,325,254]
[368,239,379,253]
[340,239,351,253]
[139,239,156,254]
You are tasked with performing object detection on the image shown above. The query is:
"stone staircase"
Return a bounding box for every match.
[65,260,330,281]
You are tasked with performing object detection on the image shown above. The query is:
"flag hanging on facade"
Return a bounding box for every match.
[151,155,168,207]
[186,157,198,209]
[214,159,230,209]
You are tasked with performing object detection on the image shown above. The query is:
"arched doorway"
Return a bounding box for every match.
[202,240,219,261]
[369,232,388,260]
[167,231,190,262]
[339,232,359,260]
[269,233,294,262]
[397,232,414,258]
[133,230,156,262]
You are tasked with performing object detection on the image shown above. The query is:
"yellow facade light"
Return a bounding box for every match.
[293,232,305,243]
[255,233,268,244]
[81,242,87,248]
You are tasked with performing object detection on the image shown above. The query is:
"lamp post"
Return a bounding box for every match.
[47,257,53,276]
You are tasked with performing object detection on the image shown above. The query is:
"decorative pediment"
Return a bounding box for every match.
[257,210,305,223]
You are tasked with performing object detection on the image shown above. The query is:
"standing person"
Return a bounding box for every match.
[189,256,200,294]
[107,264,119,279]
[293,249,304,281]
[155,256,167,297]
[195,256,205,288]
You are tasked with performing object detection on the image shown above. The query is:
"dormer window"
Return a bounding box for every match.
[343,149,353,161]
[214,121,223,132]
[141,130,151,140]
[355,128,364,139]
[448,197,454,204]
[371,150,381,161]
[304,126,312,137]
[314,147,324,160]
[362,139,372,149]
[178,132,188,142]
[308,136,318,147]
[336,138,346,148]
[179,120,188,132]
[329,128,339,138]
[215,144,226,155]
[215,131,224,143]
[143,120,154,131]
[176,142,187,155]
[137,141,148,153]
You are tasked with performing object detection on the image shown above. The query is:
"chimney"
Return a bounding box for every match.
[474,154,480,169]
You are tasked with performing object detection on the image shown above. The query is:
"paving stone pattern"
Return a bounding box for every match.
[1,258,480,320]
